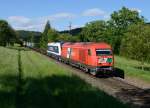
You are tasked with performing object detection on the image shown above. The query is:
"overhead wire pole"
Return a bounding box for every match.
[68,22,72,34]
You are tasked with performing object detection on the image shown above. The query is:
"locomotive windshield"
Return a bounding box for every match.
[96,49,112,56]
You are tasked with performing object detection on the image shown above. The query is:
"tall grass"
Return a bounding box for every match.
[115,55,150,82]
[20,50,129,108]
[0,47,129,108]
[0,47,18,75]
[0,47,18,108]
[21,50,72,78]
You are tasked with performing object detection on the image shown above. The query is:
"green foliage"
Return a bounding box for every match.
[68,35,80,42]
[115,55,150,82]
[108,7,144,54]
[0,20,18,46]
[40,21,51,49]
[17,30,41,41]
[111,7,144,30]
[80,20,107,42]
[17,30,41,47]
[120,23,150,66]
[57,33,79,42]
[57,33,71,42]
[78,7,145,54]
[47,29,59,42]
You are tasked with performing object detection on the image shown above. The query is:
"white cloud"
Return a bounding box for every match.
[82,8,106,17]
[130,8,142,13]
[8,16,31,24]
[7,12,76,31]
[40,13,76,22]
[50,13,76,19]
[7,16,45,31]
[6,9,110,31]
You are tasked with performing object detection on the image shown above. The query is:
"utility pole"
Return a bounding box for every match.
[68,22,72,34]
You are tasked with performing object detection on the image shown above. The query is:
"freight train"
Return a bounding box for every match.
[47,42,114,75]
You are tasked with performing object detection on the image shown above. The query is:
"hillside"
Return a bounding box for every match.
[59,28,82,36]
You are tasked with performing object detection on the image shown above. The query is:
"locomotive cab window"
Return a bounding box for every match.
[48,46,59,53]
[88,49,91,56]
[96,49,112,56]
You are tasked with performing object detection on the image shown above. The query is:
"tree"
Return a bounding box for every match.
[17,30,41,47]
[80,20,107,42]
[57,33,79,42]
[0,20,17,46]
[57,33,71,42]
[40,21,51,49]
[109,7,145,54]
[47,29,59,42]
[120,23,150,69]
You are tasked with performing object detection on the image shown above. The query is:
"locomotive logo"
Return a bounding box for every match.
[99,58,107,63]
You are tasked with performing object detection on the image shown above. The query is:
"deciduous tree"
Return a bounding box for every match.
[120,23,150,69]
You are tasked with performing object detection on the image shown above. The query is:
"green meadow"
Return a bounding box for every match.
[0,46,129,108]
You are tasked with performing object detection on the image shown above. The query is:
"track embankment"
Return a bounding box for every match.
[33,48,150,108]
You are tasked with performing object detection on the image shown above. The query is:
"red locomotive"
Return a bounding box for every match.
[47,42,114,75]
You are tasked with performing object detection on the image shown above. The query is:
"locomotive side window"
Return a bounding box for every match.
[48,46,59,53]
[48,46,54,51]
[96,49,112,56]
[88,49,91,56]
[54,46,59,53]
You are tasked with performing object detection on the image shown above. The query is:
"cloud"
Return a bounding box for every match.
[7,13,76,31]
[50,13,76,19]
[40,13,76,22]
[82,8,106,17]
[7,16,44,31]
[130,8,142,13]
[8,16,31,24]
[7,9,110,31]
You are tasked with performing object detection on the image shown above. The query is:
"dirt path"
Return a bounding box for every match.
[124,76,150,89]
[64,65,150,108]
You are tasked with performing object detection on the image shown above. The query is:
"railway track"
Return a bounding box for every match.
[31,48,150,108]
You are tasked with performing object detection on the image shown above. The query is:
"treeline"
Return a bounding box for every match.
[0,20,19,46]
[39,7,150,64]
[17,30,41,47]
[0,21,41,47]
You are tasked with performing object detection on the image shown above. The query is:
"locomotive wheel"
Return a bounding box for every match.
[85,68,89,73]
[90,71,97,76]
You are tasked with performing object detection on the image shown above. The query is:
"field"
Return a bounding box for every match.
[0,47,129,108]
[115,56,150,82]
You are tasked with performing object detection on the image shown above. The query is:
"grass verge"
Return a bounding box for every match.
[115,55,150,82]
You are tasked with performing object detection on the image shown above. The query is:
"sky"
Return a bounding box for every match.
[0,0,150,32]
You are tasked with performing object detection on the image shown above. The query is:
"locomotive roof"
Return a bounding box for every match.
[63,42,111,49]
